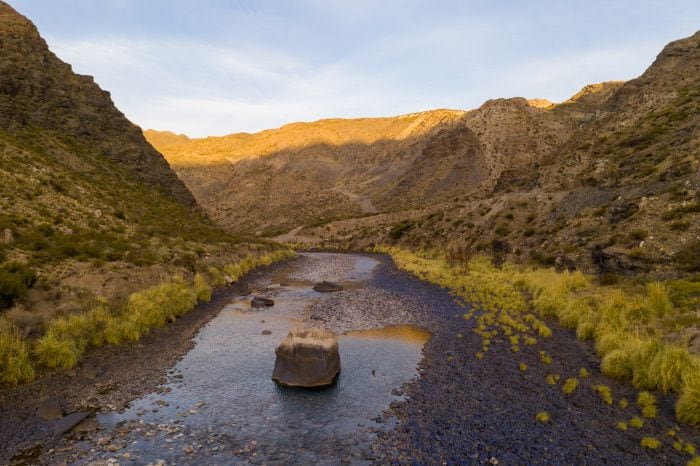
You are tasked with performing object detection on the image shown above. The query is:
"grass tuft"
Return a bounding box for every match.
[193,273,212,302]
[629,416,645,428]
[536,411,550,422]
[637,391,658,418]
[640,437,661,449]
[0,319,35,384]
[616,421,628,431]
[593,384,613,405]
[676,374,700,427]
[562,378,579,394]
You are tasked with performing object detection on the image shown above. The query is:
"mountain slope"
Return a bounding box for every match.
[149,31,699,274]
[0,1,274,339]
[147,99,584,235]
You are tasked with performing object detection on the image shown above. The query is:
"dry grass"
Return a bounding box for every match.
[0,319,34,384]
[536,411,551,422]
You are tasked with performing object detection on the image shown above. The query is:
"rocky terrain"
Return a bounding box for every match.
[148,32,699,275]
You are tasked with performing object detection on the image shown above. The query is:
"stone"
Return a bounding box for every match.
[272,328,340,387]
[313,281,343,292]
[1,228,13,244]
[251,296,274,308]
[53,411,88,434]
[224,275,234,284]
[261,330,272,335]
[37,399,63,421]
[72,418,101,433]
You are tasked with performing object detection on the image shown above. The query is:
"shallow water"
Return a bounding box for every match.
[98,253,429,464]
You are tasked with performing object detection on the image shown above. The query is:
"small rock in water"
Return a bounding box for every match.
[313,281,343,292]
[53,412,88,434]
[251,296,275,308]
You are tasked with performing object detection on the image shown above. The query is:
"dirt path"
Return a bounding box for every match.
[2,254,699,465]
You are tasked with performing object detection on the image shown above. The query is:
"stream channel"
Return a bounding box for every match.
[95,253,429,465]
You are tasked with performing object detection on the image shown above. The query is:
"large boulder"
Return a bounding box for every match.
[272,328,340,387]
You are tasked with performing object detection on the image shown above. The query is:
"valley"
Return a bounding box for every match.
[0,1,699,464]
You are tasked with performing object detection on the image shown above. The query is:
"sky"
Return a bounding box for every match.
[13,1,700,137]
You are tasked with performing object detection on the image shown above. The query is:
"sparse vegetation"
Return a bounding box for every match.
[536,411,551,422]
[375,246,700,426]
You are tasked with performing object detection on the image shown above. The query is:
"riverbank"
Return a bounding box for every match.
[0,258,293,464]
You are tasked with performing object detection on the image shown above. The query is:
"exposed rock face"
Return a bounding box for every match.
[0,2,195,207]
[272,328,340,387]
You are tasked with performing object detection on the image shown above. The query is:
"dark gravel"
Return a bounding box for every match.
[365,255,700,465]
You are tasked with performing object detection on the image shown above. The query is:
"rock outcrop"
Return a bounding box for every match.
[272,328,340,387]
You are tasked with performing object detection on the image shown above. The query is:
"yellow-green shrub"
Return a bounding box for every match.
[124,281,197,335]
[576,311,598,340]
[194,273,212,302]
[677,374,700,427]
[646,282,672,318]
[0,319,34,384]
[536,411,550,422]
[636,345,697,393]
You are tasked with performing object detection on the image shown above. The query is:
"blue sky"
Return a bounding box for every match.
[13,0,700,137]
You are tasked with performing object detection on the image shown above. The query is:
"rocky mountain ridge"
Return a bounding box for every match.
[148,30,699,274]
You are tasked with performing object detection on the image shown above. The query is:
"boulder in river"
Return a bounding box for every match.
[272,328,340,387]
[313,281,343,292]
[251,296,274,308]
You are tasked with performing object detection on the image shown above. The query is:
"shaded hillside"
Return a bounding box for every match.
[149,31,699,274]
[147,99,585,235]
[0,2,274,340]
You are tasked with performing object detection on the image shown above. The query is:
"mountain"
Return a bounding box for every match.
[0,1,269,337]
[148,31,699,274]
